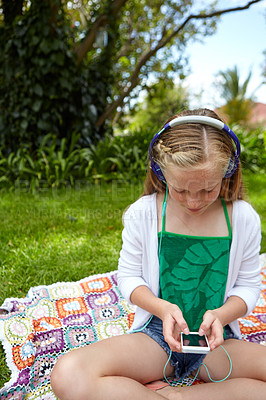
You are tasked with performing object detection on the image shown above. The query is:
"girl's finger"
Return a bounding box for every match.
[199,310,217,335]
[172,310,190,335]
[163,320,181,351]
[208,321,224,350]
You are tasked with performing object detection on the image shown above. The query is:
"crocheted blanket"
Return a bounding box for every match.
[0,253,265,399]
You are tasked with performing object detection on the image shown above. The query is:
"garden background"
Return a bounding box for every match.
[0,0,265,388]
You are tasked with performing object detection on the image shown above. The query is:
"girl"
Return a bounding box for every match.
[51,108,264,400]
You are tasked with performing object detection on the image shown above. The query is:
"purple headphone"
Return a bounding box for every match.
[149,115,241,181]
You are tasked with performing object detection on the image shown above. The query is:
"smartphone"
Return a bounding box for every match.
[181,332,210,354]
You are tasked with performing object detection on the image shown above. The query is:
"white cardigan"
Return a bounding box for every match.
[117,193,262,338]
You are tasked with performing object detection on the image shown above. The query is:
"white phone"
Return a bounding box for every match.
[181,332,210,354]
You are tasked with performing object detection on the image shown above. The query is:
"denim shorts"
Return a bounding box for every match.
[139,315,239,381]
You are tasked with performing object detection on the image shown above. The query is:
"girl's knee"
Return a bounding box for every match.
[51,354,75,399]
[51,351,96,400]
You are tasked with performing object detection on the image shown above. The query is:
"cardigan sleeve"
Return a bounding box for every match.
[227,201,262,316]
[117,202,150,305]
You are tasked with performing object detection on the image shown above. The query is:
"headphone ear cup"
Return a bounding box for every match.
[151,160,166,182]
[224,153,239,178]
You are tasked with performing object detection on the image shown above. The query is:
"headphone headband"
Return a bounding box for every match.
[149,115,241,181]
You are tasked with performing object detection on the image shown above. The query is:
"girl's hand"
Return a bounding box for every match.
[198,310,224,351]
[159,302,189,352]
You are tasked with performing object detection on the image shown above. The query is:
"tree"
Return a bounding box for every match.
[0,0,118,152]
[90,0,263,128]
[0,0,263,153]
[215,65,255,125]
[128,79,189,131]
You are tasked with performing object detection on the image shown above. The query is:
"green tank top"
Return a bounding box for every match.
[158,188,232,332]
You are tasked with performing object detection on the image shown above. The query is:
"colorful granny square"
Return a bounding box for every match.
[64,326,98,348]
[33,317,62,333]
[80,276,113,294]
[49,284,83,300]
[62,313,92,327]
[26,299,56,320]
[33,329,65,356]
[55,297,88,318]
[93,305,123,321]
[86,289,118,309]
[4,317,33,345]
[12,338,35,370]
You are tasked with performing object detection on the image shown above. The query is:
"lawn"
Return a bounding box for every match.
[243,173,266,252]
[0,173,265,388]
[0,180,144,304]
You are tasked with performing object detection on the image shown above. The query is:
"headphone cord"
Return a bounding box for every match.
[163,345,232,386]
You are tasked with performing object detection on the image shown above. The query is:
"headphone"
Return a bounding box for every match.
[149,115,241,181]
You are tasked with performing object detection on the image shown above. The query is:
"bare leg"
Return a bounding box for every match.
[158,339,266,400]
[159,378,266,400]
[51,332,178,400]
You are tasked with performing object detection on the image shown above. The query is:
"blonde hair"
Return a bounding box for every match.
[143,108,244,201]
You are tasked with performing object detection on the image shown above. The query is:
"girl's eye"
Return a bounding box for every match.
[206,186,218,193]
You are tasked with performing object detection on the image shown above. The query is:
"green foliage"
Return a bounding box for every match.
[0,127,155,190]
[221,99,255,126]
[0,1,113,153]
[215,66,256,125]
[217,66,253,102]
[243,173,266,253]
[235,125,266,174]
[128,79,190,130]
[0,122,265,192]
[86,127,155,181]
[109,0,219,113]
[0,133,90,190]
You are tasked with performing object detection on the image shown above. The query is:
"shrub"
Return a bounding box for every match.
[235,125,266,174]
[86,127,154,181]
[0,124,264,191]
[0,133,91,190]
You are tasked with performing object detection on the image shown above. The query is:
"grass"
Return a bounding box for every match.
[0,173,265,388]
[243,173,266,252]
[0,180,144,303]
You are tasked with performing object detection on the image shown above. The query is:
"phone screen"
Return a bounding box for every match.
[182,334,208,347]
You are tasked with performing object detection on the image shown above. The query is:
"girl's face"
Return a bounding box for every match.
[164,161,224,216]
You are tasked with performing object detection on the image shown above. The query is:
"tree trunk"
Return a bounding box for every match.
[74,0,128,66]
